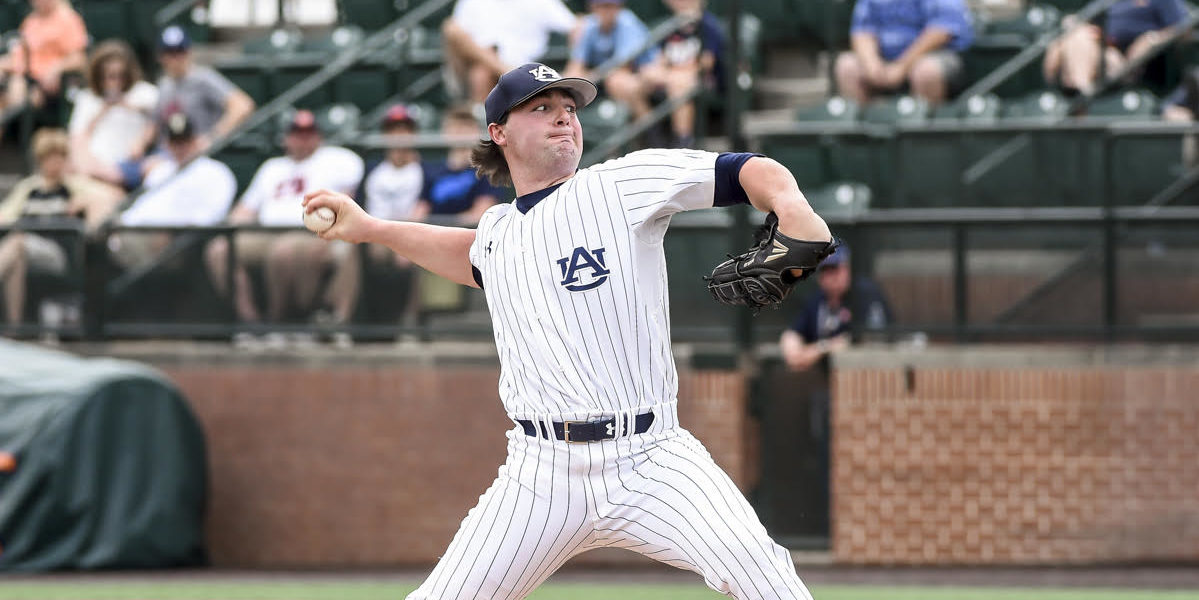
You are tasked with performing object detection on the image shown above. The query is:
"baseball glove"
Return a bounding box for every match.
[705,212,839,310]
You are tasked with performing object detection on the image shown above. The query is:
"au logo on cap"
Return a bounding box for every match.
[528,65,562,82]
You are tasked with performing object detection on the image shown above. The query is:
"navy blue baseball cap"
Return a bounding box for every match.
[484,63,597,127]
[159,25,191,52]
[820,243,850,270]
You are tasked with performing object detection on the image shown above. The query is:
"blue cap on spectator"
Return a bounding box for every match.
[820,243,850,270]
[484,63,597,127]
[159,26,191,52]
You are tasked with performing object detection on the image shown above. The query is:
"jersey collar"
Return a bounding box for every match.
[515,181,566,214]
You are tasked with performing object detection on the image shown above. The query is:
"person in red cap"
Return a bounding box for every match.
[303,62,833,598]
[205,109,364,348]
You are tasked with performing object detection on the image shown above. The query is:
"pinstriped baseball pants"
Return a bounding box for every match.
[407,405,813,600]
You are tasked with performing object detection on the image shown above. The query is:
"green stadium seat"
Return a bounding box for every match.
[301,25,364,54]
[334,65,401,111]
[405,25,443,65]
[805,181,872,219]
[861,95,930,125]
[222,64,273,105]
[0,0,25,33]
[243,28,303,55]
[1002,89,1069,121]
[982,3,1061,39]
[77,0,133,44]
[799,0,855,50]
[708,0,796,44]
[271,65,334,108]
[932,93,1003,122]
[406,102,442,133]
[1085,89,1160,121]
[338,0,397,31]
[796,96,859,122]
[578,98,630,153]
[1042,0,1089,12]
[316,103,361,137]
[623,0,672,24]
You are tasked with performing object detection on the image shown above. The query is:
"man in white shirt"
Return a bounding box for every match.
[360,104,424,327]
[442,0,578,103]
[109,112,236,270]
[204,110,364,339]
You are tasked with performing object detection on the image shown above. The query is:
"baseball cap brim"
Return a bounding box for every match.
[493,78,598,124]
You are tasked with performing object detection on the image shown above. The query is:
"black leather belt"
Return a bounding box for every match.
[517,412,655,443]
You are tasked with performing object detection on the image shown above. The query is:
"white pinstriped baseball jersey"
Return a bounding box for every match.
[406,147,814,600]
[468,148,719,418]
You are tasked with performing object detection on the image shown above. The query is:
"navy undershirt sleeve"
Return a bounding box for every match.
[472,266,484,289]
[713,152,763,207]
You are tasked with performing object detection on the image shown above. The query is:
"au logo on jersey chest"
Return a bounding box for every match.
[556,247,610,292]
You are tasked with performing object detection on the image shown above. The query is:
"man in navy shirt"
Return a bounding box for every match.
[1044,0,1186,95]
[834,0,974,106]
[777,243,892,537]
[779,243,893,374]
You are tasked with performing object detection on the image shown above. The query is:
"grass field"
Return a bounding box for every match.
[1,581,1196,600]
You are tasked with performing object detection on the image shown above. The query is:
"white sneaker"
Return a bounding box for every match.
[327,332,351,349]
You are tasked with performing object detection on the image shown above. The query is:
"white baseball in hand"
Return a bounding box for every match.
[304,207,336,233]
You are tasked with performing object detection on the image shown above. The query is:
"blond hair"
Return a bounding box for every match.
[31,128,70,161]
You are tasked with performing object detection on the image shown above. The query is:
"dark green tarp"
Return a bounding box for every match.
[0,340,206,571]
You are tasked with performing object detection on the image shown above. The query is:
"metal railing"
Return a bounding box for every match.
[5,202,1199,343]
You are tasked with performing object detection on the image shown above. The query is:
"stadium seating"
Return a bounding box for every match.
[242,28,304,55]
[338,0,398,30]
[804,181,872,219]
[577,97,631,156]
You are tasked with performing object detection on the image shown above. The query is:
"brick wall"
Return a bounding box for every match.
[143,348,747,568]
[831,348,1199,564]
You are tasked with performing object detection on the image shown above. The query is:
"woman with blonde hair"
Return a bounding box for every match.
[69,39,159,189]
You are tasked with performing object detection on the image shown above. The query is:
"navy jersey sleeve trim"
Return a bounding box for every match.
[713,152,762,207]
[472,266,484,289]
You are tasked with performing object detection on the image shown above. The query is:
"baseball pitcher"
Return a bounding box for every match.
[303,63,836,599]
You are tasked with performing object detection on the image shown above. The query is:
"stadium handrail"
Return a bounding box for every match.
[154,0,196,28]
[35,204,1199,342]
[204,0,456,159]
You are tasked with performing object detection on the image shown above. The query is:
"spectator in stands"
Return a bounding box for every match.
[365,104,424,225]
[564,0,659,125]
[0,0,88,122]
[1043,0,1187,96]
[639,0,726,148]
[441,0,578,104]
[69,40,158,190]
[0,129,121,331]
[361,104,424,328]
[417,106,506,225]
[154,25,255,152]
[834,0,974,107]
[204,110,364,345]
[779,244,893,374]
[108,113,237,270]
